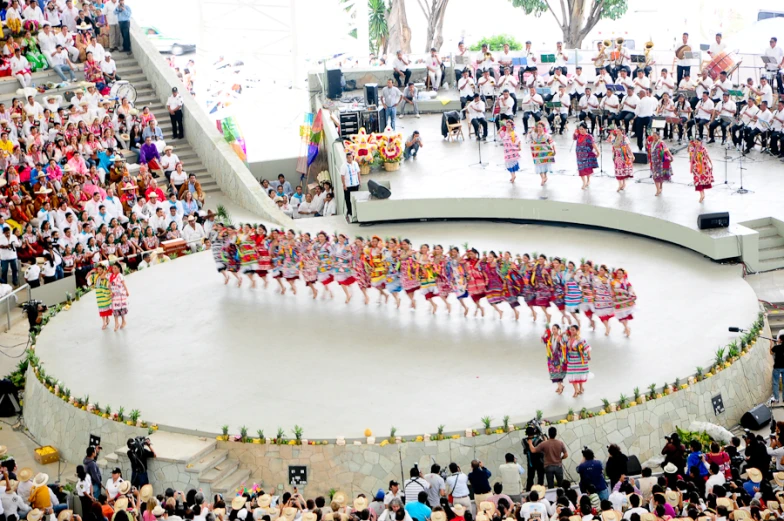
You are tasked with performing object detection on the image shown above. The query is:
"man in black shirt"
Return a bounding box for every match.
[523,425,545,490]
[771,334,784,402]
[127,437,156,487]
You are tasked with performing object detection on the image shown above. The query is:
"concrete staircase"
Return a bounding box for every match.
[0,55,221,195]
[100,431,249,497]
[741,218,784,272]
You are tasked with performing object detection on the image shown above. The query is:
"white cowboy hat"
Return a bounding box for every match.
[231,496,246,511]
[32,473,48,488]
[117,480,132,495]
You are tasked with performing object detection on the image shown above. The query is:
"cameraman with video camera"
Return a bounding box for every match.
[522,423,545,491]
[127,436,156,487]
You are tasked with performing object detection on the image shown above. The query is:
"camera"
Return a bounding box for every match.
[127,436,150,452]
[22,300,47,332]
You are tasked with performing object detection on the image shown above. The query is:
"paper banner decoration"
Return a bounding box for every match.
[220,116,247,164]
[297,111,325,175]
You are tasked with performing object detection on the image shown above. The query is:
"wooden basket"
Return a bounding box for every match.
[359,164,371,175]
[383,162,400,172]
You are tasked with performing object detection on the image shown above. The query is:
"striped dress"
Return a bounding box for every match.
[433,257,452,299]
[566,338,591,383]
[370,248,387,288]
[316,242,334,283]
[384,252,401,293]
[89,273,112,317]
[564,270,581,312]
[108,273,128,317]
[531,132,555,175]
[592,274,615,320]
[418,254,438,298]
[612,278,636,321]
[399,255,421,294]
[352,245,371,289]
[483,261,505,305]
[502,261,523,308]
[299,241,318,285]
[521,268,535,307]
[448,258,468,299]
[464,259,487,302]
[532,264,553,307]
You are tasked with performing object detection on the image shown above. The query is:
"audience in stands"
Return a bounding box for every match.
[260,175,334,218]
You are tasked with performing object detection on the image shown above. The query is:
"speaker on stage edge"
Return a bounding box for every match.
[327,69,343,99]
[364,83,379,107]
[697,211,730,230]
[625,455,642,476]
[633,152,648,164]
[367,179,391,200]
[740,403,772,430]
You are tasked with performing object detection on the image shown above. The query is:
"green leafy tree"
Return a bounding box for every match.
[508,0,628,48]
[469,35,523,52]
[342,0,391,55]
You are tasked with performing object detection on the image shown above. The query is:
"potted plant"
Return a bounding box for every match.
[481,416,493,435]
[255,430,264,444]
[117,407,125,422]
[502,415,510,432]
[695,367,704,382]
[714,347,725,372]
[103,405,111,419]
[633,387,643,405]
[293,425,304,445]
[618,394,628,409]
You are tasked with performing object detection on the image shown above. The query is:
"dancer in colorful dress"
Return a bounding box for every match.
[574,123,599,190]
[299,233,319,299]
[550,257,571,325]
[399,239,420,309]
[592,264,615,336]
[210,225,229,285]
[333,233,355,303]
[542,324,567,394]
[238,225,260,289]
[223,228,242,286]
[464,248,487,317]
[315,232,335,299]
[483,251,505,319]
[576,260,596,330]
[612,268,637,338]
[566,325,591,397]
[499,119,522,183]
[448,246,470,317]
[689,138,714,203]
[611,129,634,193]
[369,236,389,304]
[87,264,112,330]
[417,244,440,314]
[432,245,453,314]
[520,255,537,321]
[530,121,555,186]
[254,225,271,289]
[647,132,673,196]
[280,230,301,295]
[532,254,553,323]
[108,263,129,331]
[501,252,523,320]
[352,237,371,305]
[563,260,581,326]
[384,242,402,308]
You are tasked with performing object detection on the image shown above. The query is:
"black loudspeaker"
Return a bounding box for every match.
[0,379,20,417]
[698,212,730,230]
[327,69,343,99]
[626,455,642,476]
[365,83,379,106]
[633,152,648,164]
[367,179,391,200]
[740,404,772,430]
[362,108,384,134]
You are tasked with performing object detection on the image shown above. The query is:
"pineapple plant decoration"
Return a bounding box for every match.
[293,425,304,445]
[502,415,510,432]
[481,416,493,435]
[239,426,248,443]
[256,429,265,444]
[602,398,611,413]
[436,425,445,441]
[618,394,628,409]
[221,425,229,441]
[695,367,703,382]
[276,427,286,445]
[389,426,397,443]
[567,408,575,421]
[536,410,543,421]
[633,387,642,405]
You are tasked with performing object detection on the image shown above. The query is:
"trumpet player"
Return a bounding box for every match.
[712,70,732,103]
[633,69,650,97]
[498,66,519,115]
[619,86,638,134]
[592,41,609,77]
[745,100,772,154]
[695,70,713,108]
[769,99,784,157]
[594,68,609,99]
[578,86,600,135]
[521,86,544,134]
[477,43,494,76]
[708,92,736,145]
[523,40,538,73]
[654,68,674,100]
[554,41,568,75]
[613,40,631,81]
[688,91,714,140]
[458,69,477,113]
[731,97,759,150]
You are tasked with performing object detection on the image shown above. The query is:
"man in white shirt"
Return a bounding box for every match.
[521,86,543,134]
[619,86,638,134]
[547,87,569,135]
[708,33,726,58]
[103,0,121,51]
[478,69,496,105]
[24,95,43,120]
[55,26,79,62]
[732,97,759,149]
[445,464,471,511]
[547,68,568,99]
[571,66,586,98]
[427,47,442,91]
[384,481,405,506]
[554,41,568,75]
[167,86,184,140]
[392,50,410,88]
[0,226,19,286]
[498,453,524,503]
[519,490,548,521]
[380,79,402,131]
[340,151,361,218]
[765,37,784,95]
[756,77,774,107]
[182,216,206,252]
[708,92,736,145]
[22,0,44,24]
[633,69,650,97]
[477,43,494,76]
[746,100,772,154]
[457,69,476,113]
[769,99,784,157]
[84,191,104,220]
[594,68,609,99]
[711,70,732,103]
[632,89,657,150]
[402,468,430,508]
[149,207,169,236]
[103,186,127,223]
[101,53,118,82]
[10,48,31,88]
[321,192,336,216]
[601,89,621,129]
[688,91,714,141]
[622,494,648,520]
[675,32,692,85]
[86,35,106,63]
[37,23,57,66]
[695,70,714,106]
[454,41,469,81]
[160,146,180,181]
[704,463,726,498]
[295,193,318,219]
[61,0,79,31]
[496,89,515,131]
[615,69,633,99]
[578,87,600,135]
[498,67,518,114]
[424,464,446,508]
[466,94,488,140]
[655,68,675,100]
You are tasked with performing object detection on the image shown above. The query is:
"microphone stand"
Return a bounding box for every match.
[469,117,489,169]
[732,151,752,194]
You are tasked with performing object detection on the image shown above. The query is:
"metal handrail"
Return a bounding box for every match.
[0,284,31,332]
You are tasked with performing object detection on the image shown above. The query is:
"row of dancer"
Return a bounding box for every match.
[209,225,638,337]
[497,118,715,202]
[542,323,592,397]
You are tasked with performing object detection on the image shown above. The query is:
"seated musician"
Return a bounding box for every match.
[497,67,519,115]
[769,100,784,158]
[521,86,544,134]
[594,68,609,100]
[522,68,540,90]
[708,92,736,145]
[654,68,675,101]
[732,97,759,150]
[753,77,774,107]
[745,100,772,154]
[619,86,638,134]
[616,69,633,100]
[498,43,514,80]
[673,93,692,143]
[694,70,713,109]
[547,86,569,135]
[476,43,494,76]
[578,87,600,135]
[633,69,650,97]
[454,41,470,82]
[740,77,755,108]
[600,88,621,129]
[678,72,696,106]
[687,91,714,141]
[571,66,587,101]
[457,69,476,113]
[554,42,568,75]
[546,68,568,106]
[465,94,488,141]
[478,69,496,105]
[523,41,538,73]
[712,70,732,103]
[657,92,676,141]
[496,89,515,131]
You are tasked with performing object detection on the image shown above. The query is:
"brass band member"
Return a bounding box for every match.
[770,99,784,157]
[687,91,714,141]
[592,40,610,77]
[745,100,772,154]
[712,70,732,103]
[674,93,692,143]
[524,40,538,73]
[553,41,568,75]
[656,92,676,140]
[600,87,621,129]
[547,86,569,135]
[708,92,736,145]
[618,86,638,134]
[498,66,519,115]
[578,87,600,135]
[612,39,631,81]
[731,97,759,150]
[675,32,691,85]
[655,68,675,100]
[521,85,544,134]
[594,68,609,100]
[457,69,476,112]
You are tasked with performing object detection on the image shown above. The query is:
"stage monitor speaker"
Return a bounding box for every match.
[697,211,730,230]
[327,69,343,99]
[625,455,642,476]
[740,403,772,430]
[365,83,379,107]
[633,152,648,164]
[0,379,20,417]
[367,179,391,200]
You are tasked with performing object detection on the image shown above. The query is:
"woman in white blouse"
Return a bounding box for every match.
[75,464,93,514]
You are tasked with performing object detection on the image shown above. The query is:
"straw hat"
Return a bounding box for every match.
[640,514,656,521]
[77,22,91,31]
[775,472,784,487]
[768,500,780,511]
[129,108,139,116]
[58,510,73,521]
[747,468,763,482]
[663,462,678,474]
[531,485,546,497]
[35,187,52,195]
[716,498,734,510]
[476,515,489,521]
[257,495,272,508]
[114,497,129,512]
[354,497,367,512]
[231,496,247,511]
[302,514,317,521]
[4,479,17,492]
[213,509,226,518]
[601,512,619,521]
[118,481,132,495]
[281,508,297,521]
[0,446,6,457]
[267,509,279,521]
[164,145,173,152]
[120,133,130,141]
[479,502,495,517]
[665,490,679,506]
[734,511,750,521]
[28,510,43,521]
[332,491,348,507]
[32,473,48,488]
[432,512,447,521]
[140,484,154,502]
[152,506,166,517]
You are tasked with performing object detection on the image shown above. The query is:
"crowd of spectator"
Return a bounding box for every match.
[260,174,336,219]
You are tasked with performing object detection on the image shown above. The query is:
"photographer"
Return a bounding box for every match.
[576,448,609,500]
[127,437,156,487]
[403,131,423,161]
[605,444,629,489]
[522,425,545,491]
[444,463,470,511]
[661,433,686,476]
[526,426,567,489]
[0,225,20,286]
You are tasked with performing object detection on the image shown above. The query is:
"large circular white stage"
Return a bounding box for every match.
[35,221,759,438]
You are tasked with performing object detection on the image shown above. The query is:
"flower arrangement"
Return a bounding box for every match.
[343,128,378,174]
[375,127,404,170]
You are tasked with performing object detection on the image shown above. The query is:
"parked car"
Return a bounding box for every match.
[142,26,196,56]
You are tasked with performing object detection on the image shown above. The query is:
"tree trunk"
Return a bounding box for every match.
[387,0,411,54]
[432,0,448,51]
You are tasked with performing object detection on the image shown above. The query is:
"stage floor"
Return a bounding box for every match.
[35,222,759,438]
[364,113,784,232]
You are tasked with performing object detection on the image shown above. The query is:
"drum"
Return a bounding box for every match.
[706,51,739,80]
[109,80,138,103]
